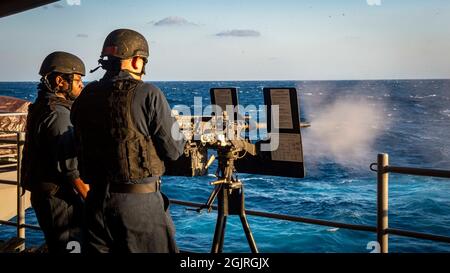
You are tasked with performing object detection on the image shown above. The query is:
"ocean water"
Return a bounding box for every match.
[1,80,450,253]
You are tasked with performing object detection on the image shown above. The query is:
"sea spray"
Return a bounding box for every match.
[299,83,390,170]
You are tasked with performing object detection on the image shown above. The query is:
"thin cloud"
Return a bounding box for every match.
[76,34,89,38]
[343,36,361,41]
[53,3,65,8]
[215,29,261,37]
[66,0,82,6]
[154,16,198,26]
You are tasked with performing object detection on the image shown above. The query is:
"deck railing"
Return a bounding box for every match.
[0,129,26,251]
[1,137,449,253]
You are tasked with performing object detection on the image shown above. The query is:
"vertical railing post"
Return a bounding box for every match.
[16,132,26,249]
[377,153,389,253]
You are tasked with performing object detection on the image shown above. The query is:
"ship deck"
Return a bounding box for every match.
[0,169,31,222]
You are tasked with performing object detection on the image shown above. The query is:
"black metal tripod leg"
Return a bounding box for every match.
[240,214,259,253]
[218,216,227,253]
[211,214,226,253]
[197,185,221,213]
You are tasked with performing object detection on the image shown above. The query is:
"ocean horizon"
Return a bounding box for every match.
[1,79,450,253]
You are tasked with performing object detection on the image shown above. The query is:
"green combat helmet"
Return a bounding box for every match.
[39,51,86,77]
[93,29,149,75]
[39,51,85,100]
[101,28,149,60]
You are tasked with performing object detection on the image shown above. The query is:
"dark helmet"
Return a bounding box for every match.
[100,29,149,60]
[39,51,85,76]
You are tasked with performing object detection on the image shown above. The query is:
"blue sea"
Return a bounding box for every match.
[1,80,450,253]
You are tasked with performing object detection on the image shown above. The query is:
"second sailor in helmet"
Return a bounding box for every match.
[21,51,89,253]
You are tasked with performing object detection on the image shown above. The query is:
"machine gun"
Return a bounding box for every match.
[166,87,307,253]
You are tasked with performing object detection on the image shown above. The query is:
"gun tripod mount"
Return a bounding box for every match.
[198,143,259,253]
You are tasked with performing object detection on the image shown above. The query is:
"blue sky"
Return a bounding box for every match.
[0,0,449,81]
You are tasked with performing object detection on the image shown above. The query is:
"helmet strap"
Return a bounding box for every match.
[42,75,55,94]
[42,74,76,101]
[63,74,77,101]
[141,57,148,75]
[124,57,148,77]
[97,57,122,74]
[122,69,144,78]
[94,56,147,78]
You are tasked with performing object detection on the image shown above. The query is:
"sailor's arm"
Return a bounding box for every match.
[45,110,89,199]
[147,86,186,160]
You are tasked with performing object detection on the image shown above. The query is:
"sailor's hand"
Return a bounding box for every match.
[72,178,90,200]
